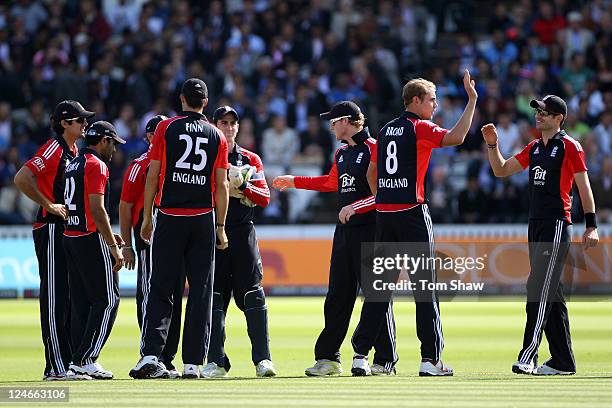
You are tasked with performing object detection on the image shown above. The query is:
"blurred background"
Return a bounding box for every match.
[0,0,610,226]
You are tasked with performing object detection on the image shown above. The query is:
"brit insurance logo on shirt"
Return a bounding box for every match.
[532,165,547,185]
[339,173,356,193]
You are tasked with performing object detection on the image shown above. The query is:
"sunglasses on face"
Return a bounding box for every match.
[65,117,87,124]
[535,109,559,118]
[330,116,351,125]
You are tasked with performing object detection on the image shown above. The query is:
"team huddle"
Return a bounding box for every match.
[14,72,599,381]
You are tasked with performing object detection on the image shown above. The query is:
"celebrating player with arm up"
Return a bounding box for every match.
[482,95,598,376]
[200,106,276,379]
[273,101,398,377]
[351,70,478,377]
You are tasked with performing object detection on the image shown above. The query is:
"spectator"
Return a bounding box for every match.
[482,29,519,77]
[457,176,489,224]
[593,110,612,157]
[560,52,595,96]
[295,115,333,171]
[0,102,12,152]
[558,11,594,62]
[591,157,612,223]
[532,2,567,46]
[261,115,300,169]
[428,166,453,223]
[496,111,520,155]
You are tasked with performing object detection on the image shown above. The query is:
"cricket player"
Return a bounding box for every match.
[273,101,398,376]
[351,70,478,376]
[14,100,95,381]
[119,115,183,378]
[130,78,230,379]
[63,121,126,379]
[200,105,277,378]
[482,95,599,375]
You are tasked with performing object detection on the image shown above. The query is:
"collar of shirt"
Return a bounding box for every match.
[538,129,566,144]
[79,147,103,160]
[180,110,208,121]
[347,127,371,146]
[55,135,76,157]
[402,111,421,120]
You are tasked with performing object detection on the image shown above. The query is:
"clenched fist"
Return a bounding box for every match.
[481,123,498,145]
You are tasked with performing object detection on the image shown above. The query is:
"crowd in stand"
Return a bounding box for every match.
[0,0,610,225]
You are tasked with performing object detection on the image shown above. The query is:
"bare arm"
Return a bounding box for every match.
[89,194,116,245]
[118,200,134,247]
[574,172,596,214]
[90,193,124,272]
[574,171,599,249]
[118,200,136,269]
[140,160,161,243]
[487,146,524,177]
[14,166,67,219]
[441,70,478,147]
[214,167,229,249]
[481,123,524,177]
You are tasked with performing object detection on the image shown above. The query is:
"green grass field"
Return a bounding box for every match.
[1,297,611,407]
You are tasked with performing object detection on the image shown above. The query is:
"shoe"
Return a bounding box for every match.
[533,363,575,376]
[163,362,181,379]
[182,364,200,379]
[256,359,277,377]
[305,359,343,376]
[419,360,453,376]
[351,355,371,376]
[201,362,228,378]
[43,370,92,381]
[129,355,161,379]
[70,362,113,380]
[371,364,396,376]
[512,360,535,375]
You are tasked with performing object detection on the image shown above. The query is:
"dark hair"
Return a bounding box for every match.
[85,137,104,146]
[183,94,205,110]
[50,114,65,135]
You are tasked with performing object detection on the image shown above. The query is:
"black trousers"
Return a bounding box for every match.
[315,222,397,368]
[63,232,120,366]
[140,211,215,365]
[136,246,184,366]
[33,223,72,376]
[517,219,575,371]
[208,223,271,370]
[352,204,444,361]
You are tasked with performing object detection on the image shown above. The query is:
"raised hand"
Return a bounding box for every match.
[481,123,498,145]
[463,69,477,101]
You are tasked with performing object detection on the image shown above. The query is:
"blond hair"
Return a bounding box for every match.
[349,112,365,129]
[402,78,436,108]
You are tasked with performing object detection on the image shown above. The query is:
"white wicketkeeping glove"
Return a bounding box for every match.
[228,165,244,189]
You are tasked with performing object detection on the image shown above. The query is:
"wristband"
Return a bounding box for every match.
[487,143,497,149]
[107,243,118,248]
[585,212,597,229]
[216,223,225,228]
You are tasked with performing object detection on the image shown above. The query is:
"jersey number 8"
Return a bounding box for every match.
[386,140,398,175]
